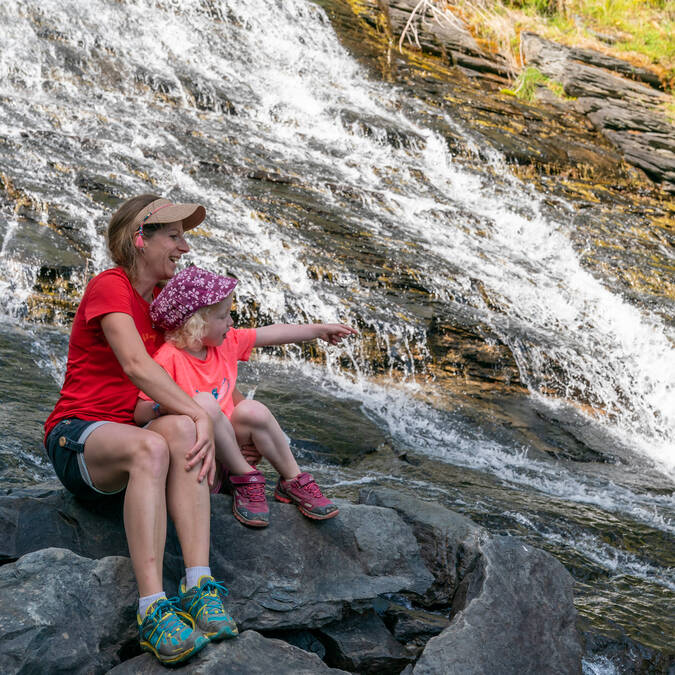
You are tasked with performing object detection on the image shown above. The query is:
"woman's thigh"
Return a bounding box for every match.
[84,422,168,493]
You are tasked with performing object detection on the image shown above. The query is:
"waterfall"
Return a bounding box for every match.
[1,0,672,476]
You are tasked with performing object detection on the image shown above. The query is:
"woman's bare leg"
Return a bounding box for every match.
[83,423,170,597]
[146,414,212,569]
[230,400,300,480]
[193,393,253,476]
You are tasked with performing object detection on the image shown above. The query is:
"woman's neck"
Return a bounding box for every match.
[128,268,157,303]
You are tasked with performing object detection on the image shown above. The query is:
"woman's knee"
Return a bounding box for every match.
[159,414,197,447]
[131,432,170,478]
[193,392,221,420]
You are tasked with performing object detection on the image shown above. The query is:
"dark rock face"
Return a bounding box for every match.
[415,536,581,675]
[200,497,435,630]
[0,487,434,632]
[318,610,412,673]
[0,485,585,672]
[0,548,137,675]
[360,488,582,675]
[108,630,349,674]
[359,487,482,606]
[522,32,674,192]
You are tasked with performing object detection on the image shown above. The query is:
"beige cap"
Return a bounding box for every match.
[131,198,206,233]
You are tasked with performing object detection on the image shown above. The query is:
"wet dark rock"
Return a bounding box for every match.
[377,600,451,651]
[579,617,675,674]
[317,610,412,673]
[74,172,127,207]
[0,548,137,675]
[108,630,349,674]
[248,377,387,465]
[339,109,427,150]
[178,75,238,115]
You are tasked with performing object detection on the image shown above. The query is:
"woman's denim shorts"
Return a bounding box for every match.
[45,418,125,501]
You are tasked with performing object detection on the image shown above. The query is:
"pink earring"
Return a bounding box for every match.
[134,225,145,248]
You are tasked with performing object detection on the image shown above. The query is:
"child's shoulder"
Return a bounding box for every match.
[152,340,184,361]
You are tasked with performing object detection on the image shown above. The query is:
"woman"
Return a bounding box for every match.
[44,194,236,666]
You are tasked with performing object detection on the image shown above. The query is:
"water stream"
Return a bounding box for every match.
[0,0,673,670]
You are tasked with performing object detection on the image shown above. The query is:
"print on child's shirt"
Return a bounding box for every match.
[196,376,230,401]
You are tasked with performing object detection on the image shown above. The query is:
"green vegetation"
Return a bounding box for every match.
[501,66,570,100]
[449,0,675,87]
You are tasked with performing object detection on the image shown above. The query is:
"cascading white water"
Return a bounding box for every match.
[1,4,673,667]
[1,0,672,477]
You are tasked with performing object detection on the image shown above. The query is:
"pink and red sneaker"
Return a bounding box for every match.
[274,472,339,520]
[228,469,269,528]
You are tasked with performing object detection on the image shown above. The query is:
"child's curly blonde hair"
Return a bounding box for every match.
[165,302,220,351]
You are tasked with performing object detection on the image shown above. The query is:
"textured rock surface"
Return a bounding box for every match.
[0,487,434,632]
[317,610,412,673]
[522,32,674,192]
[360,488,581,675]
[414,536,581,675]
[359,487,482,606]
[197,497,434,630]
[0,548,137,675]
[108,630,350,674]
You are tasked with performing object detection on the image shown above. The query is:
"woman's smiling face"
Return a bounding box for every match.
[141,221,190,281]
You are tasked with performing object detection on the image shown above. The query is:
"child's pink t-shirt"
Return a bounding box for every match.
[141,328,257,418]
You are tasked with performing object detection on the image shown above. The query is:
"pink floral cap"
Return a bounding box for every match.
[150,266,238,331]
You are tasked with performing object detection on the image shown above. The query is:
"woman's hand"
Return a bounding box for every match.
[185,412,216,485]
[315,323,359,345]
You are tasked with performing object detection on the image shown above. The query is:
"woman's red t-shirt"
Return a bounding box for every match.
[44,267,164,440]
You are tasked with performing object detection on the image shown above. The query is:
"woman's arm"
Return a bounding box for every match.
[254,323,357,348]
[101,312,215,484]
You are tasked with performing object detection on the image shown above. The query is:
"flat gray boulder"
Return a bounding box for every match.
[107,629,349,674]
[199,497,435,630]
[0,488,434,633]
[360,488,581,674]
[415,536,581,674]
[0,547,137,675]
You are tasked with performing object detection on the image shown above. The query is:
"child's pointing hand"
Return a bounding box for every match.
[316,323,359,345]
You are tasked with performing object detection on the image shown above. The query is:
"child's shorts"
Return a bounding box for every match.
[45,418,125,501]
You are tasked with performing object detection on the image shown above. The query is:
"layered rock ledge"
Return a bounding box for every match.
[0,484,581,673]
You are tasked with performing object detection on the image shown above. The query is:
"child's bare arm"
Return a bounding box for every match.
[134,398,160,426]
[254,323,357,347]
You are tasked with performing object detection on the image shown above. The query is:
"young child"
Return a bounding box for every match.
[134,266,357,528]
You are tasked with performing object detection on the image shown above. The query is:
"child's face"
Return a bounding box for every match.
[203,295,234,347]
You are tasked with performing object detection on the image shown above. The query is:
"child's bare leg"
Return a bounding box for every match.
[230,400,300,480]
[193,393,253,476]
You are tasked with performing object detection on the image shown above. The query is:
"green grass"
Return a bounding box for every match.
[491,0,674,78]
[501,66,570,101]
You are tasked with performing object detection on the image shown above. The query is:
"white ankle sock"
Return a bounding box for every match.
[186,566,211,589]
[139,592,166,618]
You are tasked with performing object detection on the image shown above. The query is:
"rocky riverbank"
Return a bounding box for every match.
[325,0,674,193]
[0,484,581,673]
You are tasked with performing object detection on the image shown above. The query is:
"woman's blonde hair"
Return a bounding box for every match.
[107,193,163,277]
[165,302,220,351]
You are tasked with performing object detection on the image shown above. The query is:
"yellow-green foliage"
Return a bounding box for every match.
[447,0,674,86]
[501,66,570,101]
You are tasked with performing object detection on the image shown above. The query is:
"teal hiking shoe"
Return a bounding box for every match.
[137,597,208,666]
[178,575,239,641]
